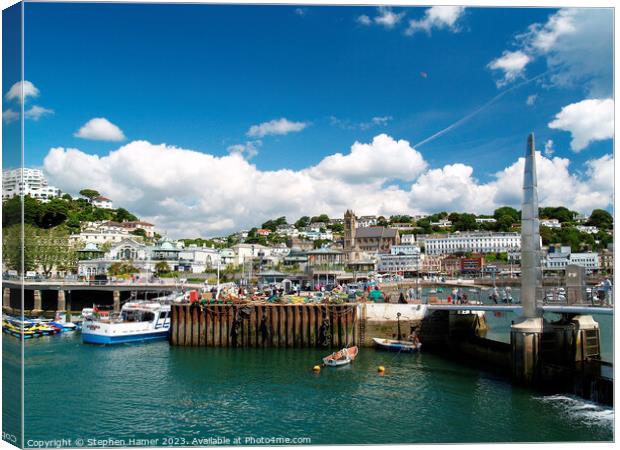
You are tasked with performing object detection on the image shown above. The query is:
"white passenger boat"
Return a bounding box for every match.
[82,301,171,345]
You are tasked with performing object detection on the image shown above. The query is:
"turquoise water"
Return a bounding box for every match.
[2,328,613,447]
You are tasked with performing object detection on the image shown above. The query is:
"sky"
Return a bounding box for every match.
[1,3,614,238]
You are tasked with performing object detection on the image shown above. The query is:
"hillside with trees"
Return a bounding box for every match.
[2,191,143,275]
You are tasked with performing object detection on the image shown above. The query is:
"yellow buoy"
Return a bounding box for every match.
[313,365,321,373]
[378,365,385,373]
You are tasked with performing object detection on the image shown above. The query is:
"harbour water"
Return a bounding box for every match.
[2,318,613,446]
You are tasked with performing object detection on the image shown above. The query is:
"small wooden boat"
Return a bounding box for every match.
[372,337,422,353]
[322,346,358,367]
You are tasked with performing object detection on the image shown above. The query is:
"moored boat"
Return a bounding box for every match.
[372,337,422,353]
[82,301,171,345]
[322,346,359,367]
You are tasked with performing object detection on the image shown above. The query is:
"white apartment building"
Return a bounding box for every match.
[70,230,130,245]
[475,218,497,224]
[568,253,600,271]
[425,232,521,256]
[378,244,421,273]
[576,225,599,234]
[377,253,421,273]
[540,219,562,229]
[92,196,114,209]
[232,244,272,266]
[544,250,600,272]
[2,167,61,202]
[430,219,452,228]
[390,244,421,256]
[300,230,333,241]
[401,234,416,245]
[358,215,378,227]
[276,224,299,237]
[179,245,221,273]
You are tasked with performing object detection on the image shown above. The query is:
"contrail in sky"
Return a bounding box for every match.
[413,70,552,148]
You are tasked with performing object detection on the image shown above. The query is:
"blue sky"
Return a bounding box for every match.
[2,4,614,237]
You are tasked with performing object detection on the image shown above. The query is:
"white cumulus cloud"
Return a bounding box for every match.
[406,6,465,35]
[41,134,613,238]
[247,118,308,138]
[548,98,614,152]
[374,7,404,28]
[309,134,427,184]
[74,117,126,141]
[489,9,612,95]
[24,105,54,121]
[2,109,19,124]
[487,51,531,87]
[490,151,613,213]
[357,14,372,26]
[357,7,404,29]
[4,80,39,103]
[227,140,262,160]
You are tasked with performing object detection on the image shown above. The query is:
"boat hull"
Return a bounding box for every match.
[323,346,359,366]
[372,338,421,353]
[82,329,169,345]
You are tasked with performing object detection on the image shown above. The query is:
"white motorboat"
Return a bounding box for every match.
[82,301,171,345]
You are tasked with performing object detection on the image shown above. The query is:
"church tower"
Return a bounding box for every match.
[344,209,357,251]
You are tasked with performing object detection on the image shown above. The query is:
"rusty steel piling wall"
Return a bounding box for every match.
[170,303,358,348]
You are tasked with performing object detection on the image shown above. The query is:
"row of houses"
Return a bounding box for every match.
[72,209,611,279]
[70,220,156,246]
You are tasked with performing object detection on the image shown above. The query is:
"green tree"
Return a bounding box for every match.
[390,215,412,223]
[448,212,461,223]
[2,196,22,227]
[415,217,432,234]
[295,216,310,228]
[261,216,287,231]
[313,239,331,249]
[588,209,613,230]
[557,227,582,252]
[2,225,34,272]
[108,262,139,276]
[428,211,448,222]
[114,208,138,222]
[497,214,516,232]
[38,198,69,228]
[23,196,43,226]
[493,206,520,223]
[539,206,575,223]
[131,228,147,238]
[310,214,330,223]
[154,261,171,274]
[454,213,478,231]
[31,228,78,276]
[377,216,388,227]
[330,223,344,234]
[79,189,101,201]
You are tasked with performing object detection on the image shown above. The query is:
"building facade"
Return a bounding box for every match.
[544,247,600,272]
[425,232,521,256]
[2,167,61,202]
[378,244,421,274]
[92,196,114,209]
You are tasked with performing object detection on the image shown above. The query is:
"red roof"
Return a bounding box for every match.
[94,197,111,201]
